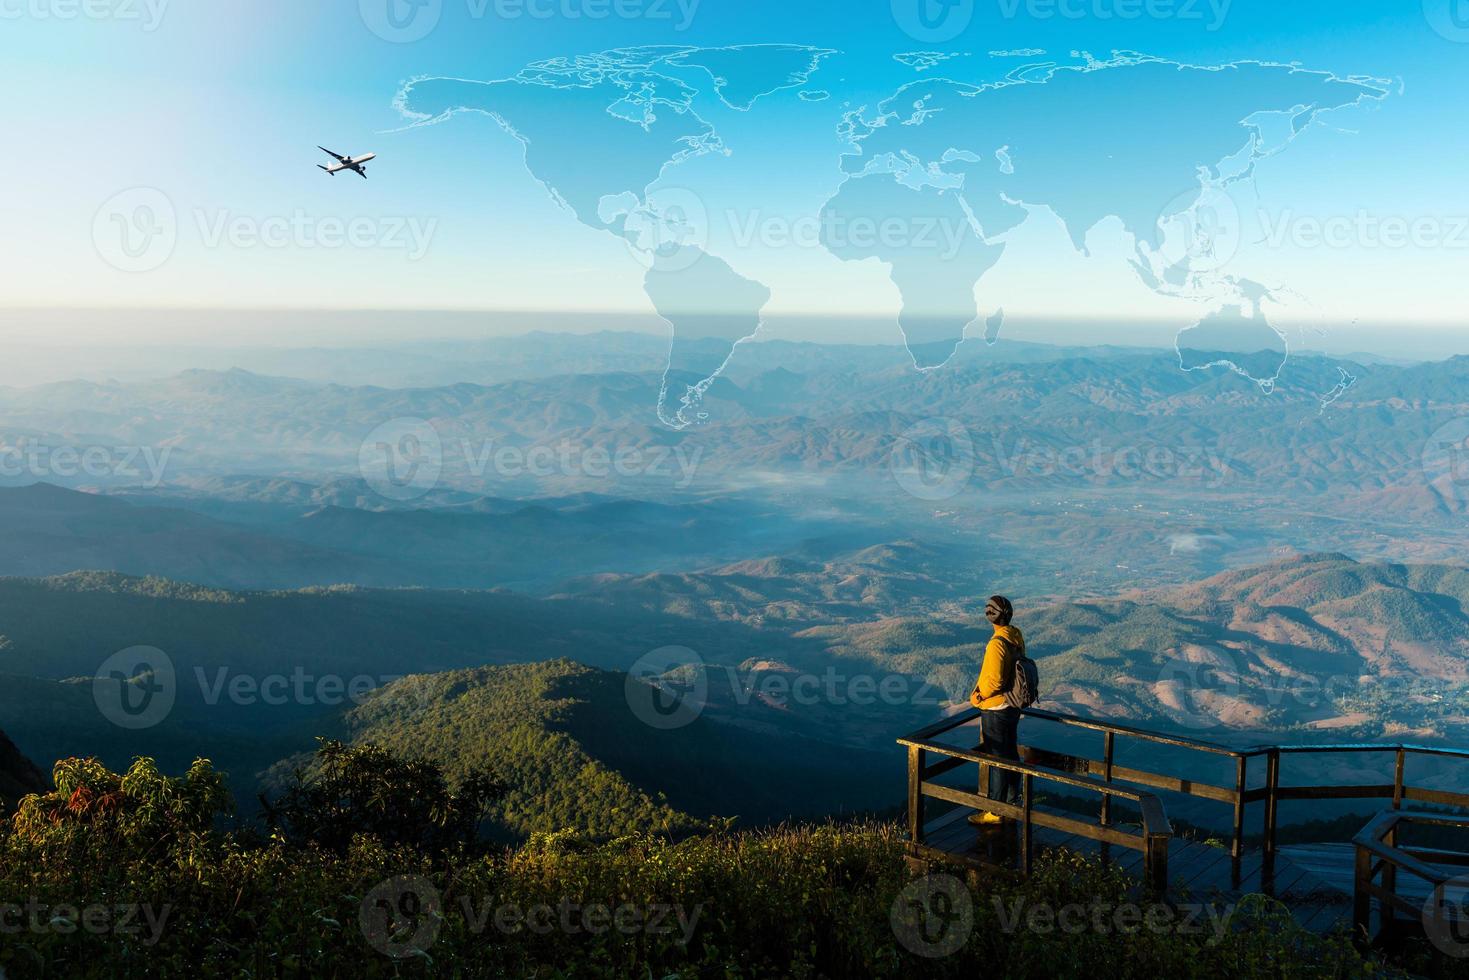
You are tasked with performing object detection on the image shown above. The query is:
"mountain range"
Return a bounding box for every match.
[1,551,1465,834]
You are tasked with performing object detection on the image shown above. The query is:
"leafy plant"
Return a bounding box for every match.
[260,738,504,855]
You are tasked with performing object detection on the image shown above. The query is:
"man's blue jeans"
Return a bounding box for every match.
[981,707,1023,806]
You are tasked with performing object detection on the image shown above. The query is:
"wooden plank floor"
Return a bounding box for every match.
[912,808,1365,935]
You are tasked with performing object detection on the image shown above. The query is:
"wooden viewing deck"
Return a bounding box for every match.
[898,708,1469,945]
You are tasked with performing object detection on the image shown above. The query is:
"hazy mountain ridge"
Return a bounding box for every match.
[0,346,1463,522]
[0,484,862,592]
[288,659,897,839]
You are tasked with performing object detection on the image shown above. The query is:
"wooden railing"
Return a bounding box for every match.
[898,722,1173,893]
[899,707,1469,908]
[1354,810,1469,943]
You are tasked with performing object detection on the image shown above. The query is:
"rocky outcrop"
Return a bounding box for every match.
[0,729,47,813]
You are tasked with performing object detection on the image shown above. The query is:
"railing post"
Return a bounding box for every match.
[1263,749,1280,855]
[977,724,989,801]
[1382,823,1398,939]
[1232,755,1246,859]
[1262,749,1280,890]
[1393,748,1405,810]
[907,744,925,847]
[1099,731,1114,828]
[1353,842,1372,942]
[1021,772,1034,876]
[1144,831,1169,897]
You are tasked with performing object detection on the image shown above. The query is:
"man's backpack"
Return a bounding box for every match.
[1005,651,1039,710]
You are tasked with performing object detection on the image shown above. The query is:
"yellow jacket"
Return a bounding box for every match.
[970,625,1025,710]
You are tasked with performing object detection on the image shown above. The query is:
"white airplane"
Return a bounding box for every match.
[317,146,376,179]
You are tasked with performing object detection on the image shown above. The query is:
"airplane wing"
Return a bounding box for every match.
[317,146,348,162]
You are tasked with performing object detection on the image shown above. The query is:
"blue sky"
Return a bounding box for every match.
[1,0,1465,351]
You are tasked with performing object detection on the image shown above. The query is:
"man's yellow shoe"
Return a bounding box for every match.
[969,811,1005,827]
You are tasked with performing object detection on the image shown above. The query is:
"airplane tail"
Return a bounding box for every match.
[318,165,333,175]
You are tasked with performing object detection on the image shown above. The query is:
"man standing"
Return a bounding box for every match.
[970,595,1024,825]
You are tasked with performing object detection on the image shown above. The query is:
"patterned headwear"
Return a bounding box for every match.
[985,595,1013,624]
